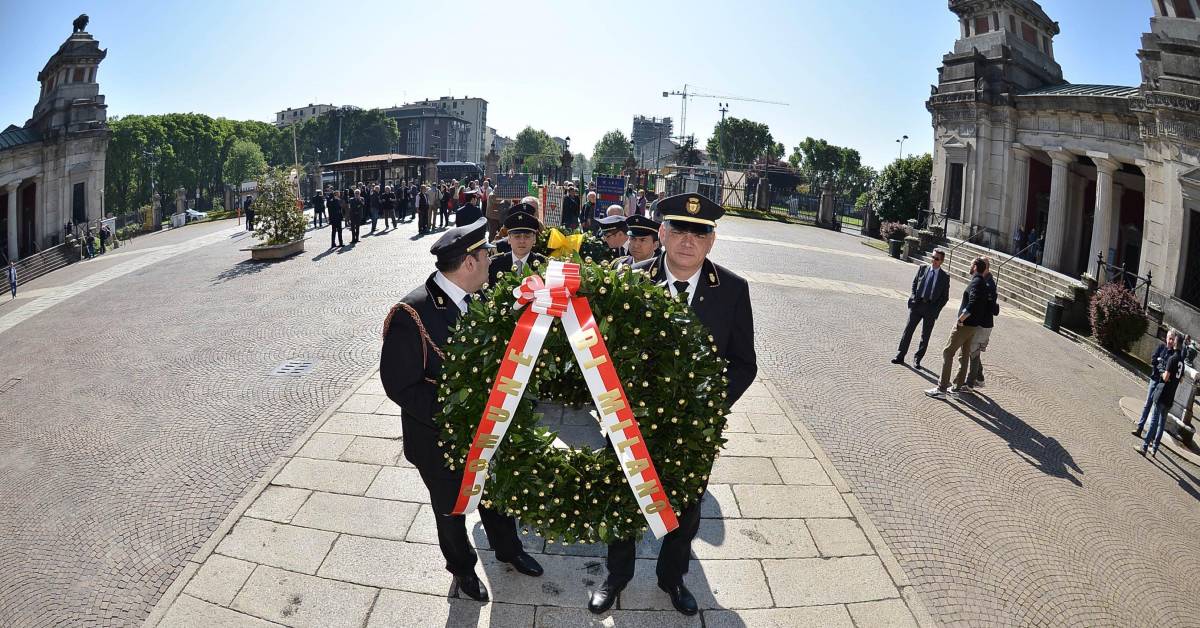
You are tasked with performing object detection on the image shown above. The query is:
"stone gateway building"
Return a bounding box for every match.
[928,0,1200,334]
[0,19,109,264]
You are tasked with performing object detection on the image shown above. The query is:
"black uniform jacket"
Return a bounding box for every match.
[326,197,344,222]
[488,251,547,285]
[632,254,757,404]
[455,203,483,226]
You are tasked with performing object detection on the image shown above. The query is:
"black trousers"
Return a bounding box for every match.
[896,302,939,363]
[404,418,523,577]
[418,204,430,233]
[245,210,255,231]
[314,210,325,228]
[329,219,344,246]
[349,219,360,243]
[606,498,703,586]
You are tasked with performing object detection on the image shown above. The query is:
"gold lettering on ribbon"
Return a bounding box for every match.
[571,327,598,351]
[476,433,500,449]
[507,348,533,366]
[597,389,626,417]
[486,406,511,423]
[624,458,649,476]
[635,479,660,498]
[645,500,667,514]
[608,418,633,434]
[462,484,482,496]
[496,376,523,396]
[581,354,608,370]
[616,436,641,454]
[466,458,488,472]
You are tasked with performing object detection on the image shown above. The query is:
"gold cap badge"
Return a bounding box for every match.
[686,197,701,215]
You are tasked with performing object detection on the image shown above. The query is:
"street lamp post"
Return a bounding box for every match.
[896,135,908,160]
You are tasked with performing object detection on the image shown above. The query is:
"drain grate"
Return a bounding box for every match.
[272,359,316,377]
[0,378,20,395]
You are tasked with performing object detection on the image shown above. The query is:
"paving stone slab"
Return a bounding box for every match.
[159,594,281,628]
[338,436,404,466]
[739,381,773,398]
[319,412,403,439]
[364,466,432,503]
[748,413,798,434]
[477,550,602,608]
[730,395,786,415]
[806,518,873,557]
[316,534,452,595]
[620,558,772,610]
[721,433,813,458]
[700,484,741,519]
[733,485,850,518]
[772,458,833,485]
[708,456,782,485]
[847,598,920,628]
[338,394,387,414]
[290,492,419,541]
[722,412,755,433]
[245,486,312,524]
[703,605,855,627]
[231,565,378,628]
[404,504,546,554]
[535,606,702,627]
[763,556,898,606]
[366,589,535,628]
[215,518,337,575]
[373,399,403,416]
[355,379,387,396]
[183,554,257,606]
[272,457,380,495]
[295,433,354,461]
[692,518,818,559]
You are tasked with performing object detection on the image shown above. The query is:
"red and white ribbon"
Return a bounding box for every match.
[452,261,679,538]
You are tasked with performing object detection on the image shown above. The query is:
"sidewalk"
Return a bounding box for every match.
[145,373,934,628]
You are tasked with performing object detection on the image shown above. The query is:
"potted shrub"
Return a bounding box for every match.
[880,221,908,258]
[1088,282,1147,352]
[245,167,308,260]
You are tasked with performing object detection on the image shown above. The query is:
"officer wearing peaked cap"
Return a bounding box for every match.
[489,208,546,284]
[589,192,757,617]
[597,214,628,255]
[380,218,543,603]
[615,214,661,266]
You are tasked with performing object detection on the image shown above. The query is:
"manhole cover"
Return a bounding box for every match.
[272,359,315,377]
[0,378,20,395]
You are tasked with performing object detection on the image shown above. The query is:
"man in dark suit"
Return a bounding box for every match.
[488,204,546,284]
[927,256,990,399]
[455,187,483,226]
[590,193,757,616]
[380,218,544,602]
[892,248,950,369]
[615,215,661,266]
[368,184,382,233]
[327,190,345,248]
[347,189,364,244]
[561,185,581,229]
[311,189,326,228]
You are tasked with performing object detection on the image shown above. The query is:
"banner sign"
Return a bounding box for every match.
[495,174,531,199]
[595,176,626,218]
[544,185,564,227]
[451,261,679,538]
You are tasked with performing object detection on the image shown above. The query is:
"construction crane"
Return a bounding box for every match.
[662,84,789,141]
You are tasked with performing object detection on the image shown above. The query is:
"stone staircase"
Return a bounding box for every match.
[11,243,79,286]
[910,238,1085,319]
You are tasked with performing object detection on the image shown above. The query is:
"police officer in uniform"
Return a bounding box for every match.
[380,218,544,602]
[597,215,628,258]
[615,214,661,266]
[455,187,484,226]
[589,193,757,616]
[488,204,546,284]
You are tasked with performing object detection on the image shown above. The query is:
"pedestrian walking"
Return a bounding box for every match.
[380,218,544,602]
[562,185,581,229]
[417,184,432,234]
[98,223,111,254]
[369,184,382,233]
[7,260,16,300]
[1012,227,1024,255]
[243,195,255,232]
[965,261,1000,388]
[581,191,597,232]
[893,248,950,370]
[1134,329,1184,458]
[926,257,990,399]
[312,189,327,228]
[83,226,95,259]
[348,189,364,244]
[382,185,397,229]
[1026,227,1039,262]
[327,191,345,248]
[438,184,452,228]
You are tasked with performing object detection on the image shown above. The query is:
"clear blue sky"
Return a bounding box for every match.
[0,0,1150,169]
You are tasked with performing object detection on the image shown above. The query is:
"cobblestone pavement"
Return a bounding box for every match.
[147,376,927,628]
[3,214,1198,626]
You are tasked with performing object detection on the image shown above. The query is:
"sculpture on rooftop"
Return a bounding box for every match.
[72,14,89,34]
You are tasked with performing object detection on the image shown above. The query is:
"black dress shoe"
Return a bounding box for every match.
[455,574,489,602]
[658,581,697,615]
[914,361,922,370]
[500,552,544,577]
[890,357,905,365]
[588,578,628,614]
[1131,429,1142,437]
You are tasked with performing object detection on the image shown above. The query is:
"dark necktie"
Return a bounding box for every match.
[673,280,690,301]
[923,270,935,300]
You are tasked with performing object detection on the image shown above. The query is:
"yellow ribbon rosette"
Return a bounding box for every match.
[547,228,583,259]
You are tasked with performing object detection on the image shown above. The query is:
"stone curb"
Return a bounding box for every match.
[760,379,937,628]
[141,366,380,628]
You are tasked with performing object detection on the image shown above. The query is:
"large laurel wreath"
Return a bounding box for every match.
[534,228,616,264]
[436,260,729,544]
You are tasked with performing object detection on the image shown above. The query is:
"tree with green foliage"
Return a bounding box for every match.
[674,136,704,166]
[592,130,633,175]
[251,166,308,245]
[871,153,932,222]
[223,140,268,191]
[499,126,560,174]
[789,137,876,198]
[706,117,777,166]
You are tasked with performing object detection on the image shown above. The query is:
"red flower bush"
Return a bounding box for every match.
[1089,283,1147,352]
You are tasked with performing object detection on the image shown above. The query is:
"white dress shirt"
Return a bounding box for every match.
[512,252,530,274]
[664,263,701,305]
[433,272,470,314]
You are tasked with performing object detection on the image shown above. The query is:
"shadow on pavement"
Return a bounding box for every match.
[211,258,281,284]
[954,391,1084,486]
[1157,454,1200,502]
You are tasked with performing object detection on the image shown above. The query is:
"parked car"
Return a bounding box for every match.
[185,208,208,223]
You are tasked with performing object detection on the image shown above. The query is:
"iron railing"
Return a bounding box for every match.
[1095,250,1153,309]
[946,225,989,270]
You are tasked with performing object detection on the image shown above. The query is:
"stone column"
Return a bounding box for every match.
[1088,156,1120,277]
[1041,150,1073,270]
[6,185,17,262]
[1007,146,1031,252]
